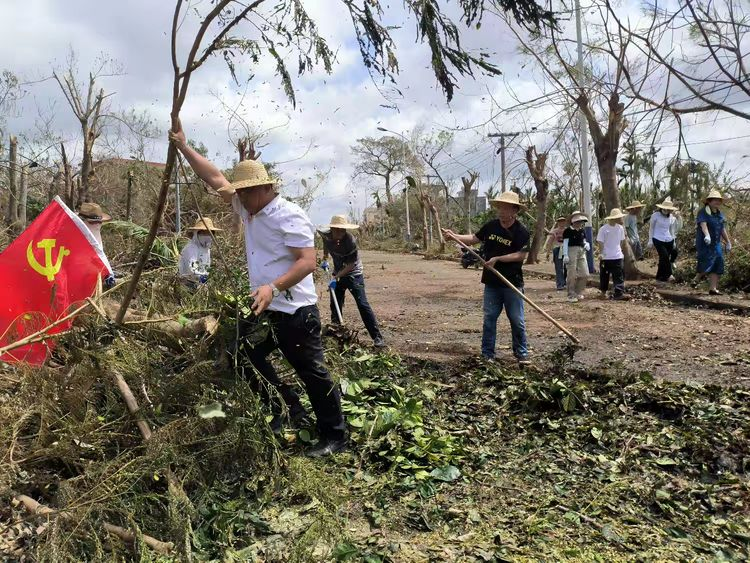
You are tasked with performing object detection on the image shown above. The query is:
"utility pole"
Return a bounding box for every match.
[487,132,520,192]
[574,0,594,273]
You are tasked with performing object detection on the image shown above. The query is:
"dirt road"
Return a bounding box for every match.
[319,250,750,385]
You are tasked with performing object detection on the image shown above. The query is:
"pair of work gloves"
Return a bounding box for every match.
[697,235,732,252]
[561,239,590,265]
[320,260,337,289]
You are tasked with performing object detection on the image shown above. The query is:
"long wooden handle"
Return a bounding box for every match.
[451,237,580,344]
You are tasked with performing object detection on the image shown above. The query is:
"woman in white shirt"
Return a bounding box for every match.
[647,197,683,282]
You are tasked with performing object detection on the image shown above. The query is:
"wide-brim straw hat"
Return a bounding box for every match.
[603,208,627,221]
[625,200,645,210]
[328,214,359,230]
[187,217,222,232]
[702,189,724,205]
[78,202,112,222]
[555,216,568,223]
[489,191,526,210]
[570,212,588,224]
[218,159,276,193]
[656,196,678,211]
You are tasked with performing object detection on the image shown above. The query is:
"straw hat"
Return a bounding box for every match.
[570,212,588,224]
[656,196,678,211]
[78,202,112,222]
[603,208,626,221]
[489,191,526,210]
[218,160,276,193]
[328,215,359,230]
[555,216,568,223]
[625,200,645,210]
[702,189,724,205]
[186,217,222,232]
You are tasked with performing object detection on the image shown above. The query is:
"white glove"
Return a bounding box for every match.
[704,235,711,245]
[583,241,591,252]
[563,255,570,265]
[646,241,654,250]
[725,240,732,252]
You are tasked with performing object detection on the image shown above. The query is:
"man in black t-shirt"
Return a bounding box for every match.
[442,192,530,365]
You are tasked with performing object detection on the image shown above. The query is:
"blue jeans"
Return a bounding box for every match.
[552,247,566,289]
[331,274,383,341]
[482,284,529,360]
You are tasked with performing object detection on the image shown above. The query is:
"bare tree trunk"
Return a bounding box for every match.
[418,195,429,249]
[5,136,17,225]
[427,196,445,253]
[48,169,62,202]
[125,170,133,221]
[61,143,74,208]
[18,165,27,228]
[384,173,393,204]
[461,172,478,234]
[524,147,549,264]
[527,180,548,264]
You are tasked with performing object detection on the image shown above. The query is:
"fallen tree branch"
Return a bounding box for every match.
[13,495,174,555]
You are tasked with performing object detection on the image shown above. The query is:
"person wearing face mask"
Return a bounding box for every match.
[442,191,531,366]
[647,197,683,283]
[178,217,222,284]
[562,212,590,303]
[319,215,385,348]
[169,121,347,458]
[77,202,115,288]
[694,189,732,295]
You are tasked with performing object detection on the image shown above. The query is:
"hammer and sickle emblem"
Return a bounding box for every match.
[26,239,71,282]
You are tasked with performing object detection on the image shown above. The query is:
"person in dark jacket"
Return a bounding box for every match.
[320,215,385,348]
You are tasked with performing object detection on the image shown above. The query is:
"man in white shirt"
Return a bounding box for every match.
[170,123,346,457]
[596,208,629,300]
[77,201,115,288]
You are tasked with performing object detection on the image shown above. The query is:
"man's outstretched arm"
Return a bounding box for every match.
[170,120,233,204]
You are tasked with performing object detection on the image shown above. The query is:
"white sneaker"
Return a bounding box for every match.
[568,296,579,303]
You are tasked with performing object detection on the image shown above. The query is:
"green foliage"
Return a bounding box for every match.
[335,351,463,485]
[103,220,181,265]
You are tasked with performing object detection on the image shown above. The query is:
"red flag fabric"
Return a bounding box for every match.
[0,196,112,364]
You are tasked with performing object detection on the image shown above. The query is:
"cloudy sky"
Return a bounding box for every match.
[1,0,749,225]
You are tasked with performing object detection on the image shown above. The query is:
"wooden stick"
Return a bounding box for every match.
[448,236,580,344]
[112,370,152,441]
[13,495,173,555]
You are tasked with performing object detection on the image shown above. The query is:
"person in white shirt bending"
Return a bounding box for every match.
[178,217,222,285]
[169,122,347,458]
[647,197,683,283]
[596,208,630,301]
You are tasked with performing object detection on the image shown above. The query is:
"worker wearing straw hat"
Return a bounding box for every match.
[170,122,347,458]
[562,211,590,303]
[647,196,683,283]
[178,217,222,284]
[442,191,531,365]
[77,201,115,288]
[624,200,645,260]
[543,216,568,291]
[694,189,732,295]
[320,215,385,348]
[596,208,629,300]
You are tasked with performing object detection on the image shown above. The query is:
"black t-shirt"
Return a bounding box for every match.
[475,219,530,288]
[321,232,363,276]
[563,227,586,247]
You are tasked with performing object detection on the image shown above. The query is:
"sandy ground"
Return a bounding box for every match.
[318,250,750,385]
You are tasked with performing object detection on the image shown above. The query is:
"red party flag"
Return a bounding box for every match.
[0,196,112,364]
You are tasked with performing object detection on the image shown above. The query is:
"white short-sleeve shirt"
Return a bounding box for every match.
[232,194,317,314]
[596,223,625,260]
